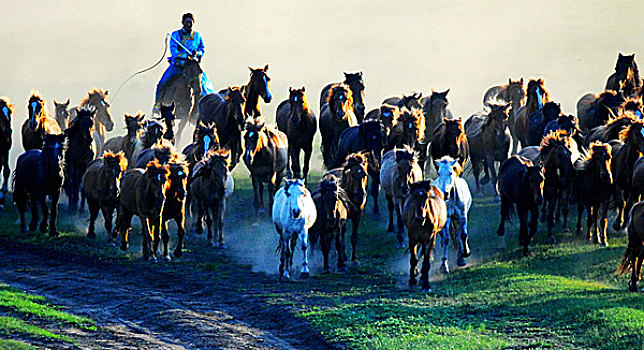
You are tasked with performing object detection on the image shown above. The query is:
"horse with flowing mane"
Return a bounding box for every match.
[606,53,642,97]
[0,98,13,207]
[577,90,625,132]
[70,88,114,156]
[513,79,550,148]
[22,91,62,151]
[102,112,145,166]
[63,107,95,213]
[320,72,366,122]
[319,84,358,169]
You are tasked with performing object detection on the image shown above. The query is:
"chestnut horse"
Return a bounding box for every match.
[320,84,357,169]
[320,72,366,122]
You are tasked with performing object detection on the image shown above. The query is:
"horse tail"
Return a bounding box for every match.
[615,244,636,277]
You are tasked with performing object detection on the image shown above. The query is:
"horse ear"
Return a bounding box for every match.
[264,64,269,72]
[520,77,524,84]
[301,86,305,92]
[171,102,176,110]
[65,98,70,105]
[104,90,109,96]
[619,53,624,58]
[509,78,512,84]
[450,159,458,167]
[443,89,450,96]
[417,92,423,99]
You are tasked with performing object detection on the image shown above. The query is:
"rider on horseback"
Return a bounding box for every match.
[153,13,213,115]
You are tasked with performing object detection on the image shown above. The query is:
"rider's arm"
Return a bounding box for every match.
[170,31,187,60]
[194,32,205,58]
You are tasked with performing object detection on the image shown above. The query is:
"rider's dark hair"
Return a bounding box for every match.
[182,13,194,23]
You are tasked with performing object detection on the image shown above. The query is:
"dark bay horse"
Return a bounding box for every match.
[497,155,545,256]
[320,84,358,169]
[526,101,562,146]
[482,78,525,154]
[606,53,642,97]
[13,133,66,236]
[82,151,127,239]
[320,72,366,122]
[615,201,644,291]
[63,107,95,212]
[0,98,13,207]
[309,176,353,273]
[182,121,220,174]
[366,104,398,151]
[242,65,273,118]
[573,142,613,245]
[135,143,179,168]
[157,103,177,144]
[131,119,166,165]
[403,180,447,291]
[609,120,644,232]
[577,90,626,133]
[430,118,469,174]
[198,87,245,169]
[388,107,426,151]
[422,89,452,142]
[102,112,145,166]
[513,79,550,148]
[22,92,62,151]
[276,87,317,182]
[465,102,512,194]
[334,119,383,215]
[71,88,114,156]
[159,160,189,260]
[116,160,170,262]
[583,112,636,148]
[243,117,288,217]
[190,149,234,248]
[383,92,423,111]
[539,131,576,242]
[53,98,70,130]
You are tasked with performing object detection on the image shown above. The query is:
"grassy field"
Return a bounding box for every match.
[0,173,642,349]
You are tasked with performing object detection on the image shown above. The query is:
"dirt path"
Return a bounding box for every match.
[0,238,334,350]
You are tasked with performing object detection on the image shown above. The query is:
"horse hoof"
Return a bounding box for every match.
[496,230,505,237]
[301,272,310,278]
[120,243,129,251]
[395,242,406,249]
[629,281,638,292]
[547,236,556,244]
[457,256,467,267]
[164,255,172,262]
[173,250,183,259]
[601,241,609,247]
[322,268,332,274]
[49,231,59,237]
[149,256,158,264]
[440,263,450,274]
[218,243,228,250]
[422,288,432,293]
[87,232,96,239]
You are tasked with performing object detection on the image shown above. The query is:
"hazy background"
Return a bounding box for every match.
[2,0,643,166]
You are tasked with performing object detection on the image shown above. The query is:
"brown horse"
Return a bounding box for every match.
[101,112,145,166]
[383,92,423,110]
[381,147,423,247]
[131,119,166,167]
[366,104,398,151]
[116,160,170,262]
[513,79,550,148]
[0,98,13,207]
[243,117,288,217]
[241,65,273,118]
[309,175,352,273]
[156,103,177,144]
[324,153,369,263]
[497,155,545,256]
[198,87,246,169]
[577,90,626,133]
[422,89,452,143]
[276,87,317,182]
[465,102,512,194]
[606,53,642,97]
[134,143,179,169]
[609,120,644,232]
[182,121,220,174]
[539,130,576,242]
[82,151,127,239]
[320,72,366,122]
[388,107,426,151]
[53,98,70,129]
[70,88,114,156]
[583,112,636,148]
[430,118,469,174]
[404,180,447,291]
[482,79,525,154]
[615,200,644,291]
[159,160,189,260]
[63,107,95,213]
[190,149,234,248]
[22,91,62,151]
[319,84,357,169]
[573,142,613,245]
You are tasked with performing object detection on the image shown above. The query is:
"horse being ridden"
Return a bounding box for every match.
[276,87,317,182]
[272,179,316,281]
[0,98,13,208]
[432,156,472,273]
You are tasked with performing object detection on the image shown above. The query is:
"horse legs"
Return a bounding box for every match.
[599,201,609,246]
[471,159,482,193]
[289,235,298,277]
[0,156,9,208]
[457,210,471,266]
[321,231,331,273]
[117,210,134,250]
[613,187,626,232]
[350,215,361,263]
[195,202,205,235]
[336,223,347,271]
[496,194,509,236]
[15,192,28,233]
[299,229,310,277]
[528,205,539,248]
[302,144,312,184]
[517,207,529,256]
[48,192,60,237]
[386,194,395,233]
[439,221,451,274]
[160,220,171,261]
[480,158,491,185]
[174,211,187,257]
[546,196,556,243]
[408,241,419,287]
[395,200,405,248]
[370,175,380,217]
[205,207,214,247]
[586,205,596,242]
[575,201,584,236]
[629,248,644,292]
[39,194,49,234]
[251,176,262,217]
[421,239,437,292]
[101,206,115,239]
[560,187,571,233]
[290,146,302,179]
[176,116,191,145]
[87,199,100,239]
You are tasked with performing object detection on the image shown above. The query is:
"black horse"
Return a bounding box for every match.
[0,98,13,208]
[13,133,66,236]
[606,53,641,97]
[63,107,95,212]
[320,72,366,122]
[526,101,562,146]
[334,119,383,216]
[496,155,545,256]
[157,103,177,144]
[276,87,317,182]
[198,87,246,169]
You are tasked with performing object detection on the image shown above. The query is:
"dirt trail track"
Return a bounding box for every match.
[0,238,334,350]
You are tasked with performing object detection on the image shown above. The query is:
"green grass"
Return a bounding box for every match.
[0,339,37,350]
[0,317,71,342]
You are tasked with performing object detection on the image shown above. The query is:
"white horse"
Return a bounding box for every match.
[272,179,317,281]
[432,156,472,273]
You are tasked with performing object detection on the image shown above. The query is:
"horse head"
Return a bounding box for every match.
[143,119,165,146]
[394,147,418,195]
[86,88,113,132]
[542,101,562,124]
[124,112,145,138]
[159,103,176,137]
[396,108,425,146]
[427,89,450,119]
[283,178,308,219]
[523,163,544,206]
[620,119,644,153]
[167,160,189,201]
[435,156,459,196]
[318,176,343,225]
[526,79,549,110]
[288,86,309,125]
[344,71,365,119]
[243,116,266,165]
[379,104,398,131]
[623,97,643,119]
[506,78,525,106]
[193,121,220,160]
[341,153,368,206]
[359,120,383,166]
[193,149,231,197]
[615,53,636,77]
[226,86,246,131]
[399,92,423,110]
[406,181,442,227]
[441,118,465,157]
[556,114,580,136]
[42,133,66,175]
[27,92,45,130]
[248,64,272,103]
[66,106,95,147]
[144,160,171,210]
[100,151,127,204]
[540,130,575,180]
[0,98,13,141]
[488,102,512,140]
[587,142,612,186]
[328,84,353,121]
[53,98,70,129]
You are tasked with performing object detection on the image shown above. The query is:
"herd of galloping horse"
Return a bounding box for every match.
[2,53,644,292]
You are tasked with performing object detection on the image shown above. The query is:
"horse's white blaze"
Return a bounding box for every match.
[2,107,8,119]
[203,135,211,159]
[272,179,316,276]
